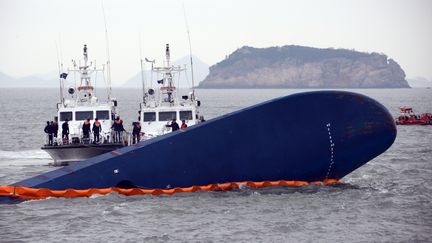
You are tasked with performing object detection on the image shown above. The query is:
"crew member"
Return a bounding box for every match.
[53,119,59,145]
[181,120,187,129]
[166,119,179,132]
[62,119,69,144]
[92,118,102,143]
[44,121,53,145]
[112,116,125,143]
[132,122,141,144]
[82,118,91,141]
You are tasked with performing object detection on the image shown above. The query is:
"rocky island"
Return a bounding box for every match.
[199,45,410,88]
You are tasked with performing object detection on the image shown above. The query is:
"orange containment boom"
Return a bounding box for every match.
[0,179,339,200]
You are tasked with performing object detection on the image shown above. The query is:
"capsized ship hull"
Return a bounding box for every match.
[1,91,396,201]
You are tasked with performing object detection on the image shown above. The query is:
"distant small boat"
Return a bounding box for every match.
[395,107,432,125]
[41,45,126,165]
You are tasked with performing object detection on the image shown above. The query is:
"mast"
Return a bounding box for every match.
[140,59,146,104]
[183,4,195,100]
[83,44,89,86]
[165,44,173,104]
[149,45,185,107]
[102,0,112,101]
[139,34,146,104]
[55,41,63,104]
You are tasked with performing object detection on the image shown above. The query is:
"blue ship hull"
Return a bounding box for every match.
[1,91,396,201]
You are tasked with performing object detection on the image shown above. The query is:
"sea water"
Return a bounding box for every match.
[0,88,431,242]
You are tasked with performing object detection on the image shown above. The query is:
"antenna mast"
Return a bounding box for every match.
[102,0,112,100]
[55,41,63,104]
[182,4,195,100]
[139,33,146,103]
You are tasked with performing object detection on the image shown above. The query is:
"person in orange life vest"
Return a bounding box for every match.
[82,118,91,139]
[92,118,102,143]
[112,116,125,143]
[181,120,187,129]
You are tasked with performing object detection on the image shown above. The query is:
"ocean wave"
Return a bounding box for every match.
[0,149,51,160]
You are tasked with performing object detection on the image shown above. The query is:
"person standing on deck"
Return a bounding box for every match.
[112,116,124,143]
[82,118,91,141]
[132,122,141,144]
[181,120,187,129]
[92,118,102,143]
[52,120,59,145]
[166,119,179,132]
[62,119,69,144]
[49,121,55,144]
[44,121,53,145]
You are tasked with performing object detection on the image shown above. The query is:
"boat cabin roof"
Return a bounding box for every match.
[58,106,114,122]
[140,106,197,122]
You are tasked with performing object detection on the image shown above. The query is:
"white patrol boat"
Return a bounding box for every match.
[42,44,127,165]
[137,44,203,141]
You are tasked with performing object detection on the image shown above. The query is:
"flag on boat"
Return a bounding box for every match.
[60,73,68,79]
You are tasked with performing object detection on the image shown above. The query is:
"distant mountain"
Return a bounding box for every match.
[0,72,14,85]
[199,45,410,89]
[407,77,432,88]
[121,55,209,88]
[0,71,58,87]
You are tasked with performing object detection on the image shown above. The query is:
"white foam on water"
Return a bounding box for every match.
[0,150,52,166]
[0,149,50,160]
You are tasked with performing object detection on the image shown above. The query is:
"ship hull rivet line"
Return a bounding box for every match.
[325,123,336,180]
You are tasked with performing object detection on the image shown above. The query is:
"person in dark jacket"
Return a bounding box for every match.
[49,121,56,145]
[112,116,125,143]
[44,121,53,145]
[82,118,91,140]
[132,122,141,144]
[92,118,102,143]
[52,120,59,145]
[62,119,69,144]
[166,119,179,132]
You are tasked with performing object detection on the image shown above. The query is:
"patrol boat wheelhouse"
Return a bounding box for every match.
[42,45,125,164]
[138,44,203,140]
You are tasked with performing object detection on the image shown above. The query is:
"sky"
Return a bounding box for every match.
[0,0,431,85]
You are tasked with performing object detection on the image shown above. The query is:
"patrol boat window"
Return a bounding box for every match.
[60,112,72,121]
[159,111,176,121]
[76,111,94,121]
[96,110,110,120]
[180,111,193,120]
[143,112,156,122]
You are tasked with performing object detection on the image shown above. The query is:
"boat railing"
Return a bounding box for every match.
[44,130,130,146]
[109,130,131,145]
[44,134,58,146]
[123,131,131,146]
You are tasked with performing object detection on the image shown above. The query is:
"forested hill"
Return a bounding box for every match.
[199,45,409,88]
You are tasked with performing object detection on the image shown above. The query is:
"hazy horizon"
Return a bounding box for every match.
[1,0,431,84]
